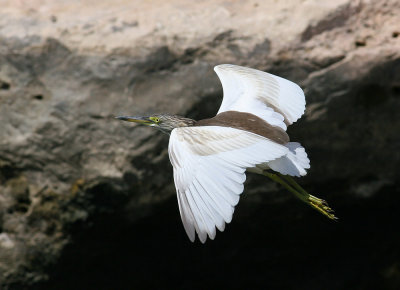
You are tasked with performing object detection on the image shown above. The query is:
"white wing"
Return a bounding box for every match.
[168,126,288,243]
[214,64,306,131]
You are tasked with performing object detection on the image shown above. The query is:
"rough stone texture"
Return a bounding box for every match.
[0,0,399,289]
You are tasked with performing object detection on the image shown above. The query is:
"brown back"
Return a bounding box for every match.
[195,111,289,144]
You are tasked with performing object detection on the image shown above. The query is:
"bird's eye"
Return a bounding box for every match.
[151,117,160,123]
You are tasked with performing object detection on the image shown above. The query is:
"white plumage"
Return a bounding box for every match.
[215,64,306,130]
[168,64,309,242]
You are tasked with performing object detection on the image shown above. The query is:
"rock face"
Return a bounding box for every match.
[0,0,400,289]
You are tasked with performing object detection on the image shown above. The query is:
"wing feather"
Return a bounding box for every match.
[176,185,196,242]
[214,64,306,130]
[195,170,236,220]
[169,126,288,242]
[192,178,226,231]
[188,184,216,239]
[184,187,208,243]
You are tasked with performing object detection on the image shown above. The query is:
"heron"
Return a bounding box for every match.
[116,64,336,243]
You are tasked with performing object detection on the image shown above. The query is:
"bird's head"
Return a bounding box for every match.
[115,114,196,134]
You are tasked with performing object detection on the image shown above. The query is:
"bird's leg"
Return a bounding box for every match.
[278,173,337,220]
[262,171,337,220]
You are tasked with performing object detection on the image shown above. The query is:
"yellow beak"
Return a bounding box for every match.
[115,116,152,125]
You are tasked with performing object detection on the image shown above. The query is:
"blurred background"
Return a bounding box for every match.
[0,0,400,289]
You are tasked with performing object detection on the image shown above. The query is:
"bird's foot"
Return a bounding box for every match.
[307,194,337,220]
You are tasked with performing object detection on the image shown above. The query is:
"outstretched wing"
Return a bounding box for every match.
[168,126,288,243]
[214,64,306,131]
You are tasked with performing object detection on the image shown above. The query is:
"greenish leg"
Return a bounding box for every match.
[262,171,337,220]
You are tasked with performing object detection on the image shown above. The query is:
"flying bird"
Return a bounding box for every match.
[116,64,336,243]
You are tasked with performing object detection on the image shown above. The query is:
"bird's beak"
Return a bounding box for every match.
[115,116,153,125]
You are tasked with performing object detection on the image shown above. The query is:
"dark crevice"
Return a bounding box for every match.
[0,164,19,182]
[33,94,44,100]
[392,86,400,96]
[0,81,10,90]
[356,84,389,108]
[355,39,367,47]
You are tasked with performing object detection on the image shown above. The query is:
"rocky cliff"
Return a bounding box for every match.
[0,0,399,289]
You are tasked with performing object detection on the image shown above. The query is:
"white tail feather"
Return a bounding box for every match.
[267,142,310,177]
